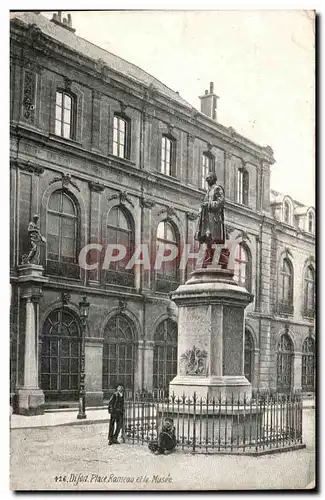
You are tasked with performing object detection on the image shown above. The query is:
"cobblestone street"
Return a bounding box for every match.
[10,409,315,491]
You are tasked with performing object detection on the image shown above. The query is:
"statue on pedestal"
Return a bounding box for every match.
[21,214,46,265]
[195,172,227,268]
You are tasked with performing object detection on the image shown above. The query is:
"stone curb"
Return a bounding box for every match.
[10,417,110,431]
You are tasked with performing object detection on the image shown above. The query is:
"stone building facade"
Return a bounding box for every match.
[10,12,315,410]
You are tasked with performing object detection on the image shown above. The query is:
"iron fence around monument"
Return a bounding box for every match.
[122,390,304,455]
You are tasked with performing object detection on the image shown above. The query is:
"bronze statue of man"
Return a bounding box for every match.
[195,172,225,267]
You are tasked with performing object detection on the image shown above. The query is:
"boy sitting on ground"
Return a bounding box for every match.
[148,417,177,455]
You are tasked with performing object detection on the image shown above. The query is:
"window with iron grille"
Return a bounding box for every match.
[301,336,315,392]
[106,206,134,285]
[161,135,176,176]
[156,220,179,292]
[277,333,293,393]
[55,91,75,139]
[113,115,130,159]
[47,190,79,278]
[102,314,136,398]
[153,319,178,392]
[41,309,81,401]
[304,265,315,317]
[278,257,294,314]
[244,329,254,383]
[200,153,215,189]
[233,243,252,291]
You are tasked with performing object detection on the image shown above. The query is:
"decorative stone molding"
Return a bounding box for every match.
[225,151,233,161]
[64,77,72,91]
[14,160,44,175]
[144,83,156,100]
[186,211,199,221]
[236,229,251,243]
[207,142,213,152]
[117,299,127,313]
[157,205,179,220]
[119,101,128,114]
[23,69,36,121]
[89,181,105,193]
[95,58,110,79]
[26,23,42,46]
[140,197,155,209]
[49,173,80,192]
[60,291,71,305]
[107,190,134,207]
[187,133,195,143]
[190,108,199,120]
[167,123,175,135]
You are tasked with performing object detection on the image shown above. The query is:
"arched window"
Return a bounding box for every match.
[41,309,81,401]
[237,168,249,205]
[113,115,130,159]
[161,135,176,176]
[277,333,293,393]
[156,220,179,292]
[153,319,178,392]
[283,200,291,224]
[47,190,79,277]
[244,329,254,383]
[304,265,315,317]
[301,336,315,392]
[201,152,215,189]
[308,211,315,234]
[278,257,294,314]
[106,206,134,286]
[55,91,75,139]
[234,243,251,291]
[102,314,136,398]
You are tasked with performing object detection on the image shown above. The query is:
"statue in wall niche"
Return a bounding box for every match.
[21,214,46,265]
[195,172,229,268]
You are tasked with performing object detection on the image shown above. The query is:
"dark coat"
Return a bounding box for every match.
[195,183,225,245]
[108,392,124,414]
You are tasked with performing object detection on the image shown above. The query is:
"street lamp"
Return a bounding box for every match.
[77,295,90,419]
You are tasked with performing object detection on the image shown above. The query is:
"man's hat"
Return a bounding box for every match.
[164,417,174,424]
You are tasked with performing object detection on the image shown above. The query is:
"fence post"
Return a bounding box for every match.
[192,392,197,453]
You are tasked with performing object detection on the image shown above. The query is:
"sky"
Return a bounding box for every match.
[41,10,314,206]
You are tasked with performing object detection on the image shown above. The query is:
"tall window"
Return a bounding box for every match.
[308,211,315,234]
[237,168,249,205]
[301,336,315,392]
[279,257,294,313]
[106,207,134,284]
[47,191,79,277]
[41,309,81,401]
[244,329,254,383]
[153,319,178,393]
[304,265,315,316]
[156,221,178,291]
[55,91,74,139]
[201,153,215,189]
[283,200,291,224]
[277,333,293,393]
[113,115,129,159]
[161,135,176,176]
[102,314,136,397]
[233,243,251,291]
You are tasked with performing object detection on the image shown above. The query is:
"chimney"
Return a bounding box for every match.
[51,11,76,33]
[198,82,219,121]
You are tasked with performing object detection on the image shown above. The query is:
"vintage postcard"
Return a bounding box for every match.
[9,9,315,491]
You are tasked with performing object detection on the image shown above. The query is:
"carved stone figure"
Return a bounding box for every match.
[180,346,208,376]
[195,172,225,267]
[21,214,46,265]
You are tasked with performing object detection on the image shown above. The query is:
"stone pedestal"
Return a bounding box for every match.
[16,264,48,415]
[169,268,254,403]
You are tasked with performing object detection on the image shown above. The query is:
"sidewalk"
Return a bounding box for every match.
[10,397,315,430]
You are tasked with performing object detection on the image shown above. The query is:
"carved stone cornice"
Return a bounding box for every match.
[13,159,44,175]
[49,173,80,191]
[95,58,110,79]
[89,181,105,193]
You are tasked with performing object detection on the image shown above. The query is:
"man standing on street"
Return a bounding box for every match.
[108,385,124,445]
